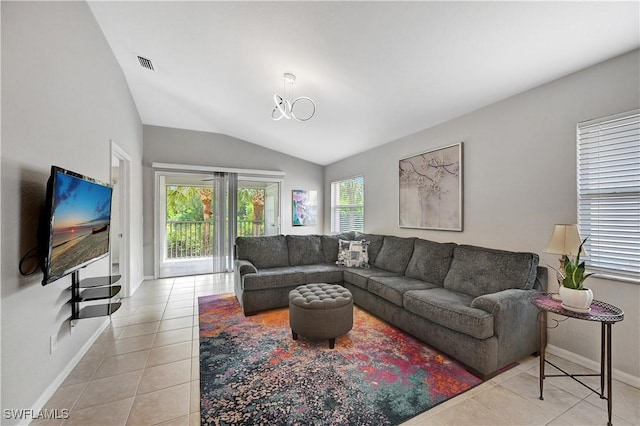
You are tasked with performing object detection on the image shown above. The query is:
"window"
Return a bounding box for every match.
[331,176,364,233]
[577,109,640,283]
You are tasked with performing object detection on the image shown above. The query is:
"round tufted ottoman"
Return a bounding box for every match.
[288,283,353,349]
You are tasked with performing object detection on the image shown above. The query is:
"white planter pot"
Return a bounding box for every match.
[559,286,593,313]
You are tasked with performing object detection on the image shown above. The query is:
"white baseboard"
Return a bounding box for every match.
[547,344,640,389]
[25,319,110,426]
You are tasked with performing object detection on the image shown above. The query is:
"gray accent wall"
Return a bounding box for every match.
[324,50,640,381]
[1,1,144,419]
[143,125,324,277]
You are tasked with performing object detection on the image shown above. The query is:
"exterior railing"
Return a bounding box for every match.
[237,220,265,238]
[166,219,264,259]
[166,221,213,259]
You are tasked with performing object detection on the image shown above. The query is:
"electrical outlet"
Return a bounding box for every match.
[50,333,57,354]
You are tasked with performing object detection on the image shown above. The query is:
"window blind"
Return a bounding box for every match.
[577,109,640,282]
[331,176,365,233]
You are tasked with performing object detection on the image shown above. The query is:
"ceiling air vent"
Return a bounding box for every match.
[137,55,154,71]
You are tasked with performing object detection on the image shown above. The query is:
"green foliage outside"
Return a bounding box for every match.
[167,186,204,221]
[165,186,266,257]
[237,188,265,237]
[166,186,213,257]
[237,188,257,221]
[335,177,364,232]
[337,177,364,205]
[166,222,212,257]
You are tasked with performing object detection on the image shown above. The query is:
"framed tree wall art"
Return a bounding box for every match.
[399,142,463,231]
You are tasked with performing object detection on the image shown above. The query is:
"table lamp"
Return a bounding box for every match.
[544,224,586,295]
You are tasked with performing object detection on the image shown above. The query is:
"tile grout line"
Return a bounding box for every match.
[126,280,171,426]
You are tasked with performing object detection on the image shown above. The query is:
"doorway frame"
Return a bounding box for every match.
[110,140,132,297]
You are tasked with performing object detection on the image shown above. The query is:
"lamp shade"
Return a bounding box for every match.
[544,224,586,257]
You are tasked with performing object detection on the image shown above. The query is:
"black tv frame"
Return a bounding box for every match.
[40,165,113,285]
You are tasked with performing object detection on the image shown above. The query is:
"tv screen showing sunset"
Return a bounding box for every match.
[48,170,112,278]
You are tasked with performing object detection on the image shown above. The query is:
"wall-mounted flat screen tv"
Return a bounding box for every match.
[40,166,113,285]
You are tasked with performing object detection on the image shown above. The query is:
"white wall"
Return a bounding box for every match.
[143,125,324,277]
[0,2,3,412]
[1,1,144,420]
[324,50,640,381]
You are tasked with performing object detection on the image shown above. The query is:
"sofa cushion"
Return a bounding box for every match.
[372,236,416,274]
[405,239,457,286]
[321,233,354,264]
[404,288,494,340]
[336,239,370,268]
[368,276,438,307]
[342,267,400,291]
[294,264,345,284]
[444,245,539,297]
[287,235,324,266]
[241,267,305,291]
[355,233,385,263]
[236,235,289,269]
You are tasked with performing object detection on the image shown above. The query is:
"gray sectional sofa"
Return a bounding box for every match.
[234,232,547,378]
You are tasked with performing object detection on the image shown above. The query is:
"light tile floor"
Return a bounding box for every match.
[35,273,639,426]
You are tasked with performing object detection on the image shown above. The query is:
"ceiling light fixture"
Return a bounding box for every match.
[272,73,316,122]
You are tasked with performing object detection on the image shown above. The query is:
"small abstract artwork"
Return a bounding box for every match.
[399,142,463,231]
[292,189,317,226]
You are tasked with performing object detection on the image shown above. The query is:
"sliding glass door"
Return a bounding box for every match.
[156,171,280,278]
[157,171,236,278]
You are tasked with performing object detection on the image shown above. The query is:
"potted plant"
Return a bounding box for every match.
[550,237,594,313]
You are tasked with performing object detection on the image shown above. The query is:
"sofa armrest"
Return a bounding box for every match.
[234,260,258,309]
[471,289,542,365]
[471,289,533,315]
[235,259,258,277]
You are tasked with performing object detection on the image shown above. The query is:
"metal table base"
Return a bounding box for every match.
[533,295,624,426]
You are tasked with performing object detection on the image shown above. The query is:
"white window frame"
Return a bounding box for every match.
[330,175,365,233]
[577,109,640,283]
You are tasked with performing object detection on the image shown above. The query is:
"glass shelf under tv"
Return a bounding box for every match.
[79,285,122,301]
[79,275,121,288]
[71,271,122,320]
[77,302,122,319]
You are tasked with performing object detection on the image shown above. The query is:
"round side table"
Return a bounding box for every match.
[531,294,624,426]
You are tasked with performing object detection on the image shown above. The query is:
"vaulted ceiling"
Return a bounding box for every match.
[88,1,640,165]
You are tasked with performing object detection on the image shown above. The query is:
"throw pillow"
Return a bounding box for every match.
[336,239,370,268]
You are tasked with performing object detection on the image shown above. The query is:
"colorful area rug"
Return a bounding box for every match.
[199,294,481,425]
